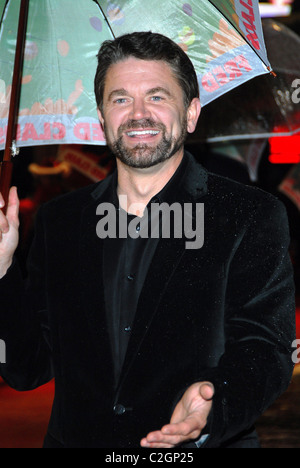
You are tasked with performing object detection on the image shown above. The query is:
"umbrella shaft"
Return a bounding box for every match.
[1,0,29,213]
[4,0,29,162]
[0,161,13,214]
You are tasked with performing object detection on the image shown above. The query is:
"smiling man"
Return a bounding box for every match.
[98,58,195,170]
[0,32,296,449]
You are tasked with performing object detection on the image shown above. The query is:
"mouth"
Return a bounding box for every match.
[125,129,160,139]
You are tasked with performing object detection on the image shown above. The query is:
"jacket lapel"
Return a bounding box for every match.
[79,177,115,389]
[117,152,208,388]
[117,236,186,389]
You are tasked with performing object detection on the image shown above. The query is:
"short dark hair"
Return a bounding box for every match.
[94,31,199,111]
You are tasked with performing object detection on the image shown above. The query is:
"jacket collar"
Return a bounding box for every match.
[90,150,208,204]
[181,150,208,201]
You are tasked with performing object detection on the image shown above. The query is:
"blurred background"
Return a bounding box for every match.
[0,0,300,448]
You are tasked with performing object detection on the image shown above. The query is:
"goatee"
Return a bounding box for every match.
[105,118,187,169]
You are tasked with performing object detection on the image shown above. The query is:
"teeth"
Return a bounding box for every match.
[127,130,159,137]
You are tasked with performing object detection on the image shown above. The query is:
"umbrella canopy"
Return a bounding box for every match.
[192,18,300,143]
[0,0,111,151]
[0,0,272,152]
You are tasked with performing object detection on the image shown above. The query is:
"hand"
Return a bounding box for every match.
[0,187,20,278]
[140,381,214,448]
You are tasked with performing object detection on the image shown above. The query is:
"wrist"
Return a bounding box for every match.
[0,257,13,279]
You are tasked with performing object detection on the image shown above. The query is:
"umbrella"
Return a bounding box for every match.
[0,0,272,208]
[191,18,300,144]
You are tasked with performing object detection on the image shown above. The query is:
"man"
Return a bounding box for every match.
[0,32,296,448]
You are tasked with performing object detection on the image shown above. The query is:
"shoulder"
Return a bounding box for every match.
[204,171,289,240]
[206,170,285,214]
[184,151,284,216]
[41,173,114,217]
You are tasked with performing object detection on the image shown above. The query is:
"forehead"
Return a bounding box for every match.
[103,57,182,96]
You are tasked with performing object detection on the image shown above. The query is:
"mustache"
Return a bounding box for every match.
[118,119,166,134]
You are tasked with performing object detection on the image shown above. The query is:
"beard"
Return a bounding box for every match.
[104,117,187,169]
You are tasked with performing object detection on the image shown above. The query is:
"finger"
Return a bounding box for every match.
[0,195,9,233]
[0,216,9,233]
[142,430,164,442]
[141,425,197,448]
[141,432,180,448]
[161,419,201,441]
[140,438,174,449]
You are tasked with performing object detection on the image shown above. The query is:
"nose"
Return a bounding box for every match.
[129,97,151,121]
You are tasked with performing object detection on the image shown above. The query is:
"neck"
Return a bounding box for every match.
[116,150,184,215]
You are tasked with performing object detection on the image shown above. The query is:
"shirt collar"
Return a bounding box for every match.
[111,152,189,210]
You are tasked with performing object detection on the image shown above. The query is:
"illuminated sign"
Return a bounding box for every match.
[259,0,293,17]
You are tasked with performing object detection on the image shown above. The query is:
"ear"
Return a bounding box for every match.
[97,108,104,128]
[186,98,201,134]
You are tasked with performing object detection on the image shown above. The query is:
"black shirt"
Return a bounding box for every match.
[103,153,189,385]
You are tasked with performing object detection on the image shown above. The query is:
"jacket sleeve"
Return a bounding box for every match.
[202,196,296,447]
[0,206,53,391]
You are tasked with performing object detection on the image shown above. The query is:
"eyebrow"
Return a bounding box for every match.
[107,86,173,102]
[146,87,173,98]
[107,88,128,102]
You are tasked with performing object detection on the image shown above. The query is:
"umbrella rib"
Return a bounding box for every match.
[0,0,9,23]
[206,129,300,143]
[0,0,9,41]
[93,0,116,39]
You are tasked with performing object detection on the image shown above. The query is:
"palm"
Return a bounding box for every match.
[169,382,213,440]
[140,381,214,448]
[0,187,20,274]
[0,219,19,256]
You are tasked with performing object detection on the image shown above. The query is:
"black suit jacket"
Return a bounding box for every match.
[0,152,295,448]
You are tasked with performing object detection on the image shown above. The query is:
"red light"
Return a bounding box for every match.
[269,134,300,164]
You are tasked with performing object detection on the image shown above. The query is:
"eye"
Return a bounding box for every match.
[151,95,164,102]
[114,98,128,104]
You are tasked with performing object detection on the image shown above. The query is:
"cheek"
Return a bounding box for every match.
[154,108,184,129]
[168,111,187,134]
[103,111,124,136]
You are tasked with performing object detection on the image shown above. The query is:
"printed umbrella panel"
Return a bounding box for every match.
[191,19,300,143]
[101,0,271,106]
[0,0,271,150]
[0,0,111,150]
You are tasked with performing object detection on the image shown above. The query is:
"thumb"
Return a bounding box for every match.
[6,187,20,226]
[199,382,214,401]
